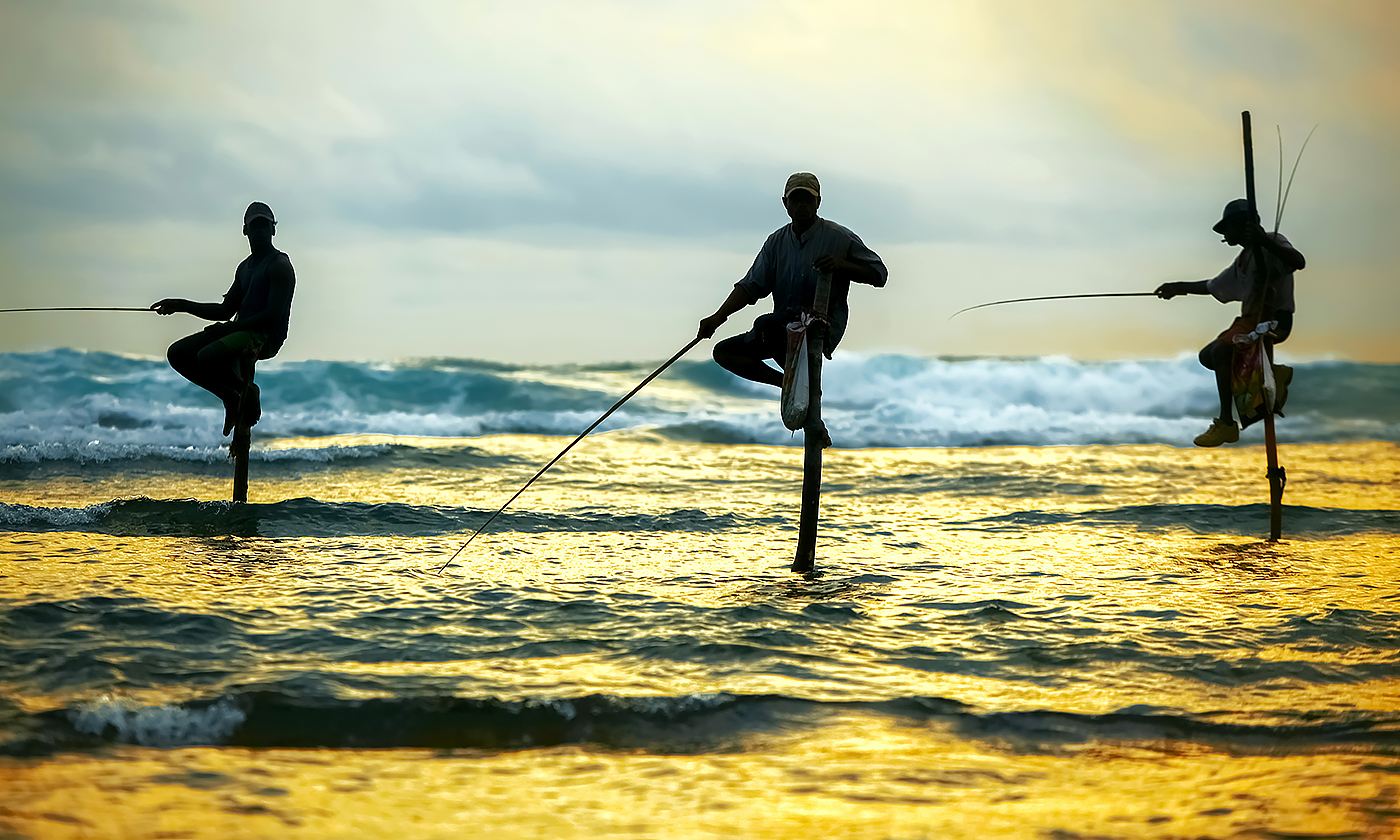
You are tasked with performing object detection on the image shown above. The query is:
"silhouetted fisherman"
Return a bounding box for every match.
[697,173,887,446]
[1155,199,1304,446]
[151,202,295,435]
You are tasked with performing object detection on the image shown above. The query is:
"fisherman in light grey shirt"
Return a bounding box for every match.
[1155,198,1304,447]
[698,173,887,443]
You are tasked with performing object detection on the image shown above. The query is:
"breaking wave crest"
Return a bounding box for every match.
[0,497,768,537]
[2,349,1396,461]
[4,691,1395,756]
[5,497,1396,538]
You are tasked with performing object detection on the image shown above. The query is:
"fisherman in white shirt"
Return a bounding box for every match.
[1156,198,1305,446]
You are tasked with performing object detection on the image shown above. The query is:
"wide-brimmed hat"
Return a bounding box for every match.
[783,172,820,199]
[1212,198,1257,233]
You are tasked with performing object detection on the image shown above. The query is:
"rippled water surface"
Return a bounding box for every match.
[2,351,1399,838]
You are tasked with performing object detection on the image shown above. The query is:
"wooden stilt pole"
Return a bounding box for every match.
[231,424,251,503]
[793,272,833,573]
[1243,110,1285,541]
[793,338,824,572]
[1263,414,1283,540]
[230,353,255,504]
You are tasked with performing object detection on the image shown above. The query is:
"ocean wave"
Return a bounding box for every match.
[945,504,1400,537]
[68,695,247,748]
[0,440,392,465]
[2,349,1397,457]
[4,496,1393,538]
[0,497,766,537]
[5,691,1395,756]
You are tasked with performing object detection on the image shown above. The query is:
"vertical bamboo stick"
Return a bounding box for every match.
[231,425,250,503]
[231,354,255,504]
[1243,110,1285,541]
[793,272,834,572]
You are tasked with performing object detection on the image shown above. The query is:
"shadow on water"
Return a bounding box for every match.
[176,536,301,577]
[1185,540,1298,578]
[728,570,898,604]
[208,534,288,557]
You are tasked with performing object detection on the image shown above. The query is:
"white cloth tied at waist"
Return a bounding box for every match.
[780,313,816,431]
[788,312,815,333]
[1231,320,1278,345]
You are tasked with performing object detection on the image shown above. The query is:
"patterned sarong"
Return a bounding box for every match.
[1223,316,1278,430]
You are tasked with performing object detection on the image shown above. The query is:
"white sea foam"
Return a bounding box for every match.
[256,444,392,461]
[2,349,1394,453]
[0,501,111,528]
[69,695,246,746]
[603,693,735,715]
[523,697,578,720]
[0,441,391,464]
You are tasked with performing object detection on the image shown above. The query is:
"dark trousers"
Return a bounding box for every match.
[713,312,792,387]
[167,328,258,411]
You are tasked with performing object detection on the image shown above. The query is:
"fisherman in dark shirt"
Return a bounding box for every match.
[698,173,887,444]
[151,202,295,435]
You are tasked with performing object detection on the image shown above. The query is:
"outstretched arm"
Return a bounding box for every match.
[150,298,237,320]
[1155,280,1211,299]
[698,285,757,339]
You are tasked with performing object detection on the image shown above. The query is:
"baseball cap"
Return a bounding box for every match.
[1212,198,1257,233]
[244,202,277,225]
[783,172,820,199]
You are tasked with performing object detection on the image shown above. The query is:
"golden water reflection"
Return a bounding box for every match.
[1,713,1395,839]
[2,438,1396,513]
[2,440,1397,835]
[3,521,1396,722]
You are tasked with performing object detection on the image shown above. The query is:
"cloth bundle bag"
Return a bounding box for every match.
[780,312,814,431]
[1223,315,1279,429]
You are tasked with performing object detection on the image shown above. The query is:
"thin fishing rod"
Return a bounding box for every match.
[1277,123,1317,233]
[949,292,1156,320]
[437,335,704,574]
[0,307,152,313]
[1275,126,1284,234]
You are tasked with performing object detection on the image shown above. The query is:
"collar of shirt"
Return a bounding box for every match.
[788,217,824,246]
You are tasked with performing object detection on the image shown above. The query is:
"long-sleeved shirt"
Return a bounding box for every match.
[736,217,887,350]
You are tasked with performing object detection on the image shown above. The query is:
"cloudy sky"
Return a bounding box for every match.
[1,0,1396,363]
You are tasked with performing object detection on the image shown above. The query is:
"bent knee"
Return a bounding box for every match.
[1198,342,1228,370]
[167,336,200,371]
[712,335,744,363]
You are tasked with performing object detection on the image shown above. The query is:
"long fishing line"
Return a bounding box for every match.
[0,307,152,313]
[955,122,1315,323]
[949,292,1156,320]
[437,335,703,574]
